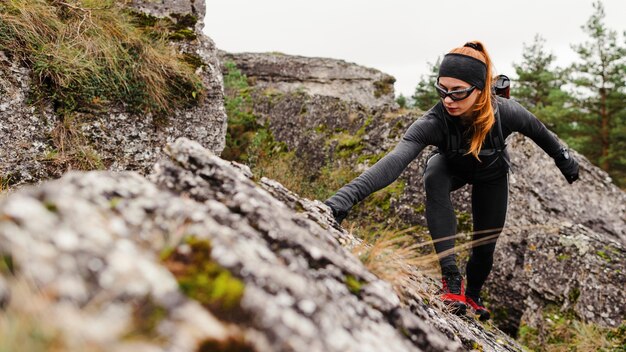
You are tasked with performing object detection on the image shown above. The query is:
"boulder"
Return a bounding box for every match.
[0,1,226,187]
[218,52,626,338]
[219,51,398,109]
[0,137,524,351]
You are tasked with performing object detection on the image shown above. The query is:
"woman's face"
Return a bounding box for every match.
[437,76,481,117]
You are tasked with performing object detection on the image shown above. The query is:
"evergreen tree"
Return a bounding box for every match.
[512,35,578,137]
[395,94,408,108]
[411,57,441,111]
[569,0,626,186]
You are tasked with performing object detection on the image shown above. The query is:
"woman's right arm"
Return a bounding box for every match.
[324,117,439,221]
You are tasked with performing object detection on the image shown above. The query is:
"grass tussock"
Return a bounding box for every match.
[0,0,203,115]
[40,113,105,170]
[518,306,625,352]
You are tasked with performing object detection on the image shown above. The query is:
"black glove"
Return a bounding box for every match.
[554,148,579,184]
[324,200,349,224]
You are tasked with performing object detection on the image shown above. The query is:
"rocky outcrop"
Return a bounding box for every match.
[485,222,625,336]
[130,0,206,22]
[219,52,626,340]
[0,137,525,351]
[0,0,226,187]
[484,134,626,335]
[220,51,397,109]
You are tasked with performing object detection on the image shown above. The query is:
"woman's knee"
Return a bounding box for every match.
[423,155,450,192]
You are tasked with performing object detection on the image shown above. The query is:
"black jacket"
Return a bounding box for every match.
[325,97,564,213]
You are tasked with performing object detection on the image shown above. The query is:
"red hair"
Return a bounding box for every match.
[449,41,495,160]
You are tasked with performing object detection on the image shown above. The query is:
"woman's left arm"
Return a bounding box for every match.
[503,99,580,184]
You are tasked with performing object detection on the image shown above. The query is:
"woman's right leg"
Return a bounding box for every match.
[423,154,466,269]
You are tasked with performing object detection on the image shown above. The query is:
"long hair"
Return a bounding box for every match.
[448,41,495,160]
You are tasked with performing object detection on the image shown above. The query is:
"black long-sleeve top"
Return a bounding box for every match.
[325,97,564,213]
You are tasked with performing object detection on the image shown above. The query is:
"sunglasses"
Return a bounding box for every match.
[434,82,476,101]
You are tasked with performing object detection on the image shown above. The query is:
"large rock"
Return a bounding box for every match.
[218,53,626,338]
[130,0,206,22]
[483,134,626,335]
[0,0,226,187]
[220,51,398,109]
[0,137,525,351]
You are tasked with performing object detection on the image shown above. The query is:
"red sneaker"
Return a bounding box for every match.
[465,295,490,321]
[441,269,467,316]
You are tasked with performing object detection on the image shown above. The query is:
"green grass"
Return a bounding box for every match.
[0,0,203,116]
[0,0,204,175]
[518,305,626,351]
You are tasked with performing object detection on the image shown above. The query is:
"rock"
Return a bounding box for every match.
[220,51,398,109]
[129,0,206,24]
[219,53,626,339]
[0,137,525,351]
[0,0,227,187]
[0,275,9,308]
[485,223,626,335]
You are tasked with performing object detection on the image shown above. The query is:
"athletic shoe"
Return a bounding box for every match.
[440,267,467,316]
[466,295,490,321]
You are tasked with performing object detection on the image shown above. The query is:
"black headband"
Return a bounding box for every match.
[438,53,487,90]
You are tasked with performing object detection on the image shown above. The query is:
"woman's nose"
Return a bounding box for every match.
[443,96,454,104]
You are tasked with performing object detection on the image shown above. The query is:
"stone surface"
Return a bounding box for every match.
[130,0,206,24]
[220,51,398,109]
[0,137,526,351]
[485,223,625,335]
[217,53,625,338]
[0,0,226,187]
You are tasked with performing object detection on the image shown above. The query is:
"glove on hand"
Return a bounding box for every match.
[324,200,349,224]
[554,148,579,184]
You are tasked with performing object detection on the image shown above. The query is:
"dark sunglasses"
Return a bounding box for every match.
[434,82,476,101]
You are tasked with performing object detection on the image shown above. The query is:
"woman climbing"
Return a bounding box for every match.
[323,41,580,320]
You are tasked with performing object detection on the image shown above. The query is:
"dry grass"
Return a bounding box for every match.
[253,150,360,201]
[0,0,202,115]
[349,223,564,311]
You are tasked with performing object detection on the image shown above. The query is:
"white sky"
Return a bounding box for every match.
[204,0,626,97]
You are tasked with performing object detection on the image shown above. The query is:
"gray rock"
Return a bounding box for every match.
[0,0,226,187]
[219,52,625,339]
[0,137,525,351]
[220,51,398,109]
[0,275,9,308]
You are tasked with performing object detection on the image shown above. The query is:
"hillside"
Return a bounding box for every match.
[0,0,624,351]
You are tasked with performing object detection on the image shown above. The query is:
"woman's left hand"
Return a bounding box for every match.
[554,149,579,184]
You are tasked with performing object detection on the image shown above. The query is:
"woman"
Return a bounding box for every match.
[324,41,579,320]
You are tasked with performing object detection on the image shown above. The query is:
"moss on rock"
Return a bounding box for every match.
[163,236,245,318]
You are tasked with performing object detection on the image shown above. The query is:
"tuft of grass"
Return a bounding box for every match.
[350,226,441,303]
[518,305,625,352]
[39,113,105,171]
[0,0,203,116]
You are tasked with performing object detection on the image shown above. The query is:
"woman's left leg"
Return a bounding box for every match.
[465,174,509,300]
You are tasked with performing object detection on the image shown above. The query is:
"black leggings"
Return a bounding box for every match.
[423,153,508,298]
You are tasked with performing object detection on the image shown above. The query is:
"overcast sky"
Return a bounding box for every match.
[204,0,626,97]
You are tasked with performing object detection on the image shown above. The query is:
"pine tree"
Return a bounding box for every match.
[411,57,441,111]
[570,0,626,186]
[512,35,578,137]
